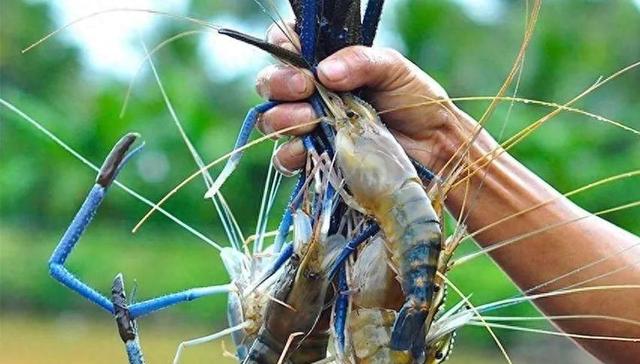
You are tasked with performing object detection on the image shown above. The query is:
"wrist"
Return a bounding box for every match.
[426,103,501,178]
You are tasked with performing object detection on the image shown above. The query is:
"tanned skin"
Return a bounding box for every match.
[247,23,640,363]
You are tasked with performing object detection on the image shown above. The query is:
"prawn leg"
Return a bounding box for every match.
[332,265,350,355]
[329,222,380,278]
[48,133,141,314]
[274,174,306,252]
[362,0,386,46]
[112,274,146,364]
[172,322,251,364]
[205,101,278,198]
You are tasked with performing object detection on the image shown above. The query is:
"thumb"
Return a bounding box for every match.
[317,46,409,92]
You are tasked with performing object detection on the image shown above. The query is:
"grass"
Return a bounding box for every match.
[0,313,237,364]
[0,314,596,363]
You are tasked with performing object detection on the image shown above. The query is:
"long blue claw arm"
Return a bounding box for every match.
[129,284,232,318]
[125,341,145,364]
[298,0,338,160]
[112,274,146,364]
[48,186,114,314]
[48,133,141,315]
[205,101,277,198]
[333,265,349,354]
[298,0,319,63]
[362,0,386,46]
[49,132,231,323]
[273,173,306,252]
[329,222,380,278]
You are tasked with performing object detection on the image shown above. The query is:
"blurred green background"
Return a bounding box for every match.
[1,0,639,363]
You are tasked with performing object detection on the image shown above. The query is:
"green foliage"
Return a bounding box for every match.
[1,0,639,353]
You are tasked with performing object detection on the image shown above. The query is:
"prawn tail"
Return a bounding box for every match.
[390,305,427,351]
[242,330,284,364]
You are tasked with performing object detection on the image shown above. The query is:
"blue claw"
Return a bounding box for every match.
[298,0,320,63]
[129,284,231,319]
[112,274,146,364]
[329,222,380,278]
[273,174,306,252]
[333,266,349,353]
[49,133,142,314]
[362,0,386,46]
[205,101,277,199]
[49,134,235,363]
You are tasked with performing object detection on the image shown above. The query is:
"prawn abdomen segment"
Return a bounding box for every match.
[381,180,442,277]
[381,180,442,352]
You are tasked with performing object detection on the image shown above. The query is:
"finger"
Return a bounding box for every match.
[266,21,300,53]
[256,64,314,101]
[317,46,411,92]
[273,138,306,176]
[258,103,316,137]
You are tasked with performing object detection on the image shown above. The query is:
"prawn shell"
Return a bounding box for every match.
[351,236,403,310]
[349,308,412,364]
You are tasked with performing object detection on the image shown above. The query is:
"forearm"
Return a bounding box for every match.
[435,105,640,363]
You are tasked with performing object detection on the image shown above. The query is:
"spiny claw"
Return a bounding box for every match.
[217,28,308,68]
[112,273,136,343]
[97,133,142,188]
[203,162,235,199]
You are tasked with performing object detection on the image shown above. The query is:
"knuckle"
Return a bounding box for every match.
[380,47,405,63]
[346,46,385,79]
[349,46,376,68]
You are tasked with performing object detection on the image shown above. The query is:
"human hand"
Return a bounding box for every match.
[255,23,471,175]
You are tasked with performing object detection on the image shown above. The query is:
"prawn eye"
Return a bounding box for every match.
[346,110,356,118]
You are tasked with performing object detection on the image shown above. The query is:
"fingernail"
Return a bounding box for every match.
[257,114,275,138]
[318,58,348,82]
[288,72,308,95]
[273,139,305,177]
[286,137,306,156]
[272,156,299,177]
[256,78,270,99]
